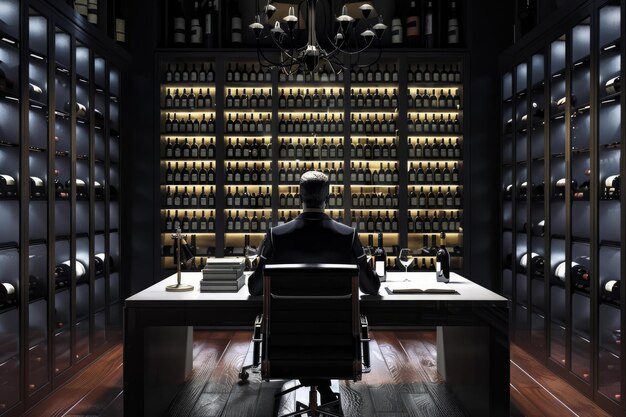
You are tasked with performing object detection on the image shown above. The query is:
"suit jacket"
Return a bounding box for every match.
[248,211,381,296]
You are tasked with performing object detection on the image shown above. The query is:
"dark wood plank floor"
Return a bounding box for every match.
[24,330,614,417]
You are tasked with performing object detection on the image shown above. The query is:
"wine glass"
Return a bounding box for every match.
[245,245,258,270]
[398,248,413,282]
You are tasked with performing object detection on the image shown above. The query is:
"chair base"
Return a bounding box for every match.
[277,385,343,417]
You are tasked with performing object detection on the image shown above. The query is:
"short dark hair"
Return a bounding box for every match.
[300,170,329,208]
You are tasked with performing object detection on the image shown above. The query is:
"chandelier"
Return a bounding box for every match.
[249,0,387,74]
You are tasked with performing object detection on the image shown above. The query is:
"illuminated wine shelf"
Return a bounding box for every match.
[158,54,465,276]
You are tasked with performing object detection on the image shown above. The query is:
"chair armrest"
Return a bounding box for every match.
[360,314,371,373]
[252,314,263,342]
[252,315,263,367]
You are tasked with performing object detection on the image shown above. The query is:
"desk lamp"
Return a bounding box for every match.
[166,228,195,292]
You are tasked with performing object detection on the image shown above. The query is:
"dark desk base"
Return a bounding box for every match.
[124,299,508,416]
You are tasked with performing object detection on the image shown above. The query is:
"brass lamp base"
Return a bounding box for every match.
[166,283,194,292]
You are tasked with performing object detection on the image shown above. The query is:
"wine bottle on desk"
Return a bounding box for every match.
[374,232,386,282]
[436,233,450,282]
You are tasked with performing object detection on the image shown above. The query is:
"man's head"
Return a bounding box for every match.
[299,170,329,209]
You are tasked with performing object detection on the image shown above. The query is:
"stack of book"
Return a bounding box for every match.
[200,258,246,292]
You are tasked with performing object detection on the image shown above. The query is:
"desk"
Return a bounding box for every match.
[124,272,509,416]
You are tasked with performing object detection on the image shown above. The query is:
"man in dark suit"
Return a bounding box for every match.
[248,170,380,404]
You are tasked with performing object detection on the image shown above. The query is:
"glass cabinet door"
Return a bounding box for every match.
[597,0,622,405]
[515,62,530,344]
[27,7,50,396]
[569,17,592,384]
[53,26,72,376]
[502,72,514,308]
[75,41,91,362]
[0,0,20,412]
[529,52,547,356]
[549,34,568,368]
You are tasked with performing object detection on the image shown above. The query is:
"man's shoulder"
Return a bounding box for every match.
[328,219,355,236]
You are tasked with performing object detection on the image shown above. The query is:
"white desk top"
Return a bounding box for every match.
[126,271,508,305]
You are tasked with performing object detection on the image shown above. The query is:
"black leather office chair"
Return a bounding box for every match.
[240,263,371,417]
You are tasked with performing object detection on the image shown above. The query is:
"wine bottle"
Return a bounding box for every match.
[435,232,450,282]
[605,75,621,95]
[424,1,434,48]
[602,174,620,200]
[203,0,215,47]
[115,0,126,42]
[554,261,589,288]
[391,14,403,44]
[74,0,88,17]
[602,279,620,302]
[29,176,45,198]
[173,0,186,45]
[231,0,242,45]
[374,232,386,282]
[190,1,202,45]
[519,252,545,277]
[94,253,107,276]
[406,1,420,46]
[0,174,17,197]
[87,0,98,24]
[0,281,16,306]
[447,1,459,45]
[54,261,72,288]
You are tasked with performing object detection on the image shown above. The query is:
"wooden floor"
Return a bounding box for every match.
[23,330,614,417]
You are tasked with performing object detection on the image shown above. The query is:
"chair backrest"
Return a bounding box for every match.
[261,263,361,382]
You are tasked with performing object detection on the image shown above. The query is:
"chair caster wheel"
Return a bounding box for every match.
[239,371,249,381]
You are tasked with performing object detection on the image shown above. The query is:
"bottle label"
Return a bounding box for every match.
[174,17,186,43]
[391,19,402,44]
[232,17,242,43]
[375,261,385,278]
[425,15,433,35]
[190,19,202,44]
[205,14,213,34]
[407,17,420,38]
[448,19,459,44]
[115,18,126,43]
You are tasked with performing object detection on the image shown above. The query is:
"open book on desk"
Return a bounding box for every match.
[384,282,459,295]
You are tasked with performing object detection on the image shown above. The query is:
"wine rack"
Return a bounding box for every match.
[158,53,466,275]
[0,1,126,415]
[500,1,625,415]
[406,59,465,272]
